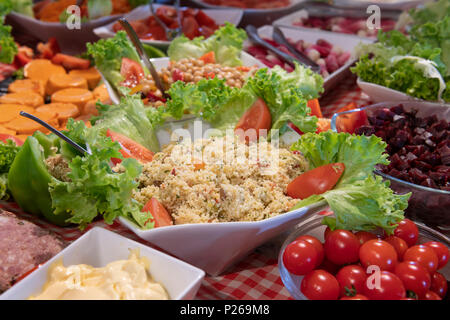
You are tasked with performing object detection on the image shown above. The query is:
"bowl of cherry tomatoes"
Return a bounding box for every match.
[278,215,450,300]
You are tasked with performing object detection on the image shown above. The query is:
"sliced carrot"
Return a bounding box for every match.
[316,118,331,133]
[51,53,91,70]
[0,125,16,135]
[82,99,100,116]
[15,135,30,143]
[199,51,215,64]
[92,83,111,104]
[46,73,88,96]
[24,59,66,86]
[307,99,323,118]
[36,102,80,125]
[8,79,45,96]
[0,104,34,124]
[0,92,44,108]
[5,110,57,134]
[69,67,101,90]
[51,88,93,112]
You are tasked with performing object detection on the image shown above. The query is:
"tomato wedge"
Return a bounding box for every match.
[120,57,145,88]
[106,130,154,165]
[235,98,271,143]
[51,53,90,70]
[0,133,24,146]
[182,16,200,39]
[195,10,218,28]
[287,163,345,199]
[307,99,323,118]
[335,102,367,134]
[199,51,216,64]
[142,198,173,228]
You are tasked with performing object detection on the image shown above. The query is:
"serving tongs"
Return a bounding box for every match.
[272,26,320,73]
[19,112,91,155]
[118,19,169,100]
[245,25,320,73]
[149,0,182,41]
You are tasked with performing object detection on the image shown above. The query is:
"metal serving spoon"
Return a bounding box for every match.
[118,18,169,100]
[149,0,182,41]
[246,25,319,73]
[20,112,91,155]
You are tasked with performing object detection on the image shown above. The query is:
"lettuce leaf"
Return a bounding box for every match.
[92,94,162,153]
[87,31,144,89]
[165,63,322,135]
[0,139,20,174]
[291,131,410,233]
[0,21,17,64]
[168,22,247,66]
[87,0,112,19]
[49,119,152,229]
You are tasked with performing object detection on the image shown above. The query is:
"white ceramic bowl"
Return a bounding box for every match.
[0,227,205,300]
[357,78,424,103]
[188,0,304,12]
[250,25,374,93]
[93,4,244,48]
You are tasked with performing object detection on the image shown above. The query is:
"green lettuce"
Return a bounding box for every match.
[0,139,20,200]
[87,31,145,89]
[291,131,410,233]
[165,63,322,135]
[408,0,450,28]
[92,94,163,153]
[49,119,153,229]
[0,4,17,64]
[0,173,8,200]
[87,0,112,19]
[168,22,247,67]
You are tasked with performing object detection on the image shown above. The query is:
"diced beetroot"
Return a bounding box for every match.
[247,45,268,57]
[266,54,284,66]
[258,57,275,68]
[295,40,304,53]
[262,38,279,47]
[325,54,339,73]
[311,44,331,57]
[316,39,333,49]
[346,20,366,33]
[337,52,351,67]
[284,63,294,72]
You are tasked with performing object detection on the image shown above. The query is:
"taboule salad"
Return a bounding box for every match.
[352,1,450,103]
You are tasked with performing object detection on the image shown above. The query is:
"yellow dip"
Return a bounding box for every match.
[29,250,169,300]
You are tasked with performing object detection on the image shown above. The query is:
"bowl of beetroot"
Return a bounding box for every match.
[331,101,450,233]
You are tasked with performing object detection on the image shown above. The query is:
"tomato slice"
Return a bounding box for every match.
[51,53,90,70]
[335,102,367,134]
[235,98,272,143]
[182,16,200,40]
[307,99,323,118]
[156,6,177,25]
[195,10,218,28]
[106,130,154,164]
[0,133,24,146]
[287,163,345,199]
[142,198,173,228]
[120,57,145,88]
[199,51,215,64]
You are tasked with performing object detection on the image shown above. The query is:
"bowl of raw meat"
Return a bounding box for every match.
[331,101,450,233]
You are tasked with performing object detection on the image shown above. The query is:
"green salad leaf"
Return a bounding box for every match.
[0,139,20,174]
[165,63,322,135]
[0,16,17,64]
[0,173,9,200]
[92,94,162,153]
[408,0,450,27]
[87,31,145,89]
[168,22,247,67]
[87,0,113,19]
[291,131,410,233]
[49,119,151,229]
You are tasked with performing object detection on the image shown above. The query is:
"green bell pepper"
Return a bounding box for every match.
[8,136,71,226]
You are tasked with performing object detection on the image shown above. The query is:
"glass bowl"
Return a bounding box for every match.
[278,215,450,300]
[330,100,450,234]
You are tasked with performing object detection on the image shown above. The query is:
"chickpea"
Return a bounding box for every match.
[227,79,236,87]
[194,70,203,77]
[194,76,203,82]
[184,73,193,82]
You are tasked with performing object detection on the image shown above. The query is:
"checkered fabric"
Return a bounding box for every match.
[0,79,372,300]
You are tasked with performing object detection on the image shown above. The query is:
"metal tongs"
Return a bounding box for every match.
[246,25,320,73]
[19,112,91,155]
[149,0,182,41]
[118,19,169,100]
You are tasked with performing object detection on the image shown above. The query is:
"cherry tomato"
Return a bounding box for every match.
[324,227,332,240]
[318,258,341,275]
[287,163,345,200]
[423,241,449,270]
[282,240,317,276]
[430,272,447,298]
[141,198,173,228]
[324,230,360,265]
[363,271,406,300]
[301,270,340,300]
[295,235,324,267]
[235,98,271,143]
[336,265,367,297]
[359,239,398,272]
[335,102,367,134]
[404,245,439,275]
[354,231,378,245]
[394,261,431,299]
[120,57,144,88]
[400,298,416,300]
[384,236,408,261]
[393,219,419,247]
[340,294,369,300]
[422,291,441,300]
[199,51,216,64]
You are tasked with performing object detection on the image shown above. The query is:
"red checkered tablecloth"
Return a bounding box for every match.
[1,76,373,300]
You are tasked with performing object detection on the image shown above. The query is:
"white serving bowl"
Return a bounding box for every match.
[249,25,374,93]
[94,4,244,49]
[357,77,423,103]
[0,227,205,300]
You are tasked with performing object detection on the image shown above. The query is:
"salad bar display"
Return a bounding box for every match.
[0,0,448,302]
